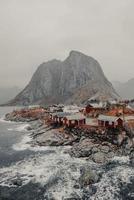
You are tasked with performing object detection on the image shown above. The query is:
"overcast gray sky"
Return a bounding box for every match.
[0,0,134,88]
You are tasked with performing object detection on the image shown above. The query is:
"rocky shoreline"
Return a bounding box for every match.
[5,110,134,167]
[1,110,133,200]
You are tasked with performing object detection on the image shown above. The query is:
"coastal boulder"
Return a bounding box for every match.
[92,152,106,163]
[79,167,99,187]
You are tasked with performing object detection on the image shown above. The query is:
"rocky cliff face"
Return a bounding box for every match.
[7,51,118,106]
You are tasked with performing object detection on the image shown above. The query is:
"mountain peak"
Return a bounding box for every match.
[7,51,118,106]
[69,50,89,58]
[69,50,83,56]
[67,51,96,65]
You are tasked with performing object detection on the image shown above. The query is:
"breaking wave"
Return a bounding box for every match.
[0,148,91,199]
[0,109,134,199]
[91,158,134,200]
[12,134,32,151]
[0,148,133,200]
[8,124,30,132]
[0,117,16,124]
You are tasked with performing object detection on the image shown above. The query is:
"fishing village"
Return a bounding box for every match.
[5,99,134,165]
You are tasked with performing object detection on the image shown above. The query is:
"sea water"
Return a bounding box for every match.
[0,107,133,200]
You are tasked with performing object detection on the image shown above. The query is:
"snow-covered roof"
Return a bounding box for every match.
[109,100,118,104]
[90,102,106,108]
[63,105,82,113]
[98,115,122,122]
[65,113,86,120]
[28,105,40,108]
[125,116,134,121]
[52,112,71,118]
[98,114,134,122]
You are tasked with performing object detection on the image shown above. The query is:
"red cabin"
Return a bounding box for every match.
[98,115,123,128]
[85,104,93,113]
[63,113,86,128]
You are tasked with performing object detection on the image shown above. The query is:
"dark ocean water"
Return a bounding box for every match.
[0,107,35,167]
[0,107,133,200]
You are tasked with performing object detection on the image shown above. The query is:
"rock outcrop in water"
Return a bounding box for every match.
[7,51,118,106]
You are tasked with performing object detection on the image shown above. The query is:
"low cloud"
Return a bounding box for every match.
[0,0,134,87]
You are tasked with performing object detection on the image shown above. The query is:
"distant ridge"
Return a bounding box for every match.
[6,51,119,106]
[113,78,134,99]
[0,87,21,105]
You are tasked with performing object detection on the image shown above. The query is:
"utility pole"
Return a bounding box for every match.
[122,103,126,125]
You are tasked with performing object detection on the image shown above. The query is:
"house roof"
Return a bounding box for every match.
[89,102,106,108]
[98,115,122,122]
[63,105,82,113]
[65,113,86,120]
[125,116,134,121]
[52,112,71,118]
[86,104,93,108]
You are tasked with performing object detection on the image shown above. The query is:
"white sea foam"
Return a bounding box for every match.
[12,134,32,151]
[12,131,72,152]
[0,117,15,124]
[15,124,30,132]
[0,148,91,199]
[12,131,47,151]
[0,117,5,122]
[0,154,133,200]
[1,112,133,199]
[1,132,134,200]
[7,124,30,132]
[91,158,134,200]
[112,155,130,164]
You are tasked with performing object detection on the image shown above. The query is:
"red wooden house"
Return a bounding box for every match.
[63,113,86,128]
[98,115,123,128]
[85,104,93,113]
[50,112,71,125]
[84,103,105,117]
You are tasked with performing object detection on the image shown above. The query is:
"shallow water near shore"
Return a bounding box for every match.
[0,107,134,200]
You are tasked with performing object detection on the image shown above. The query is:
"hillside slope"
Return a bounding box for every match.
[7,51,118,105]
